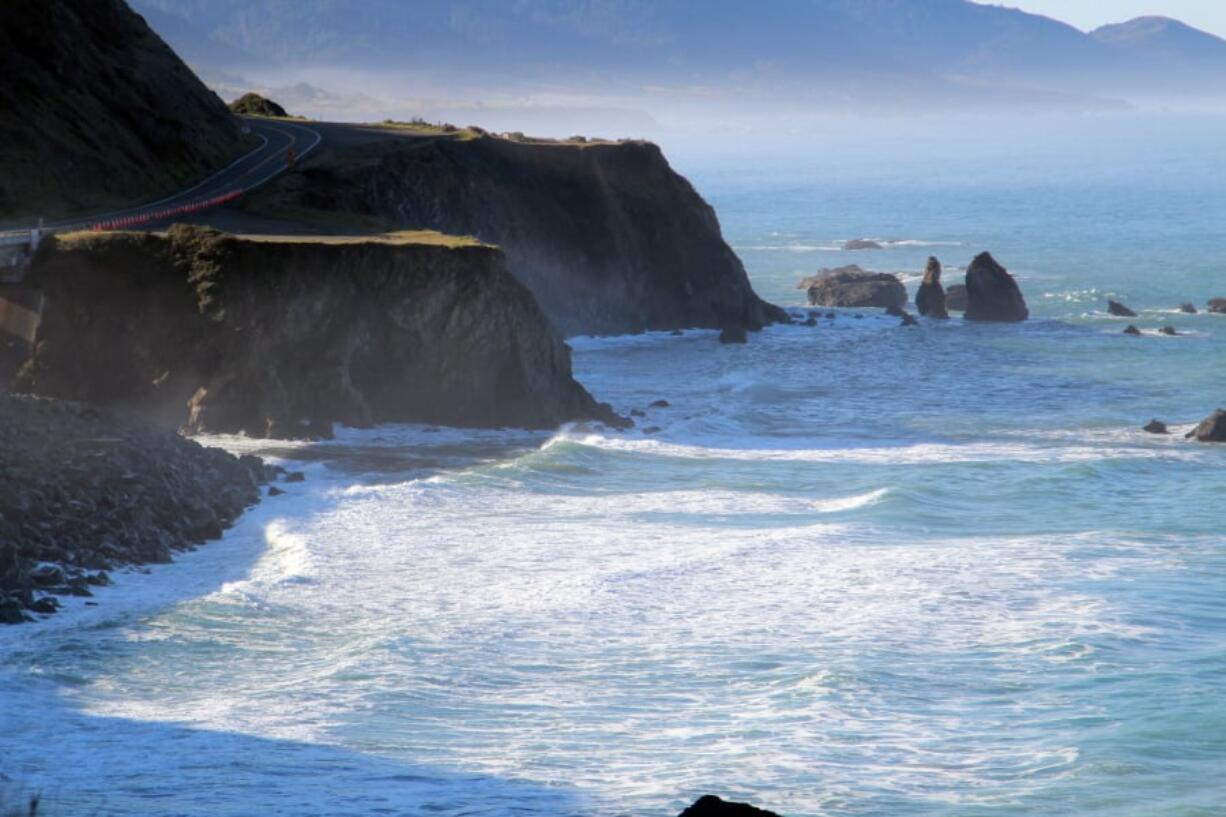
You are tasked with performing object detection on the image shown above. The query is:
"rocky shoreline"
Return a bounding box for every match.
[0,394,275,624]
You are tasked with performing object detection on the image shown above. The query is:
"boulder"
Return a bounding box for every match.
[1186,409,1226,442]
[1180,303,1198,314]
[842,239,883,251]
[1160,326,1179,336]
[1142,419,1169,434]
[1107,299,1137,317]
[1123,324,1141,336]
[678,795,782,817]
[915,256,949,319]
[801,266,906,308]
[964,252,1028,322]
[1209,298,1226,314]
[719,326,748,344]
[650,399,671,408]
[945,284,968,312]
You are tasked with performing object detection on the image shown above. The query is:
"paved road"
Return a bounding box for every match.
[0,117,321,239]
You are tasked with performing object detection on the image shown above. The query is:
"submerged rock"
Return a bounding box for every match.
[1186,409,1226,442]
[1160,325,1179,336]
[678,795,782,817]
[842,238,882,251]
[1142,419,1169,434]
[915,256,949,319]
[945,284,968,312]
[1180,302,1198,314]
[964,252,1028,322]
[801,266,906,308]
[1108,299,1137,317]
[1209,298,1226,314]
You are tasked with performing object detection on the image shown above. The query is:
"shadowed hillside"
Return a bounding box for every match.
[0,0,248,220]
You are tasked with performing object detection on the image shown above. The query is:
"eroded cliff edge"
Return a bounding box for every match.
[18,226,620,438]
[246,127,788,336]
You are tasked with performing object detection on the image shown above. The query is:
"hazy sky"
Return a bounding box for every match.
[983,1,1226,37]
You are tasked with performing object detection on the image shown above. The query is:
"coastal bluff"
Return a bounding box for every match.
[18,226,621,439]
[246,126,788,336]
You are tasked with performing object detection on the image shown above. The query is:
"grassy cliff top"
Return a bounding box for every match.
[53,228,489,250]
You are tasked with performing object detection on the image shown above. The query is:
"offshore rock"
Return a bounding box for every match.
[719,326,749,344]
[1123,324,1142,336]
[1180,302,1198,314]
[1142,419,1169,434]
[802,266,906,308]
[945,284,968,312]
[1208,298,1226,314]
[964,252,1029,322]
[915,256,949,319]
[21,227,622,438]
[1186,409,1226,442]
[1108,299,1137,317]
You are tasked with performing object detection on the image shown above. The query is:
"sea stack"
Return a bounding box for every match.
[1107,299,1137,317]
[964,252,1029,322]
[915,256,949,319]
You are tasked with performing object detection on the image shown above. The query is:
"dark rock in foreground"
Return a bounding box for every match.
[679,795,782,817]
[945,284,968,312]
[801,266,906,308]
[1107,299,1137,317]
[842,239,882,251]
[1186,409,1226,442]
[719,326,748,344]
[0,395,266,623]
[915,256,949,319]
[21,227,626,439]
[1143,419,1169,434]
[1208,298,1226,314]
[964,252,1028,322]
[1180,302,1198,314]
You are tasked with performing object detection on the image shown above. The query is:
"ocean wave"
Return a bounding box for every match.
[811,487,890,512]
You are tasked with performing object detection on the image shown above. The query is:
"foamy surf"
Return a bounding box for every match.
[811,487,890,512]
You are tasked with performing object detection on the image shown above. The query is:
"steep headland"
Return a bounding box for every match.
[0,0,247,219]
[18,226,621,438]
[242,124,787,336]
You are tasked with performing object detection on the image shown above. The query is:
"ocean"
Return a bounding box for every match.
[3,113,1226,816]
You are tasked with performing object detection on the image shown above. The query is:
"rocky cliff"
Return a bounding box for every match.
[248,128,787,336]
[18,226,619,438]
[0,0,247,219]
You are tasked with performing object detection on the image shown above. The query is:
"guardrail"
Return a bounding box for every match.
[89,189,243,232]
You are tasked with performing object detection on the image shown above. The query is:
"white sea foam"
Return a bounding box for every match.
[811,487,890,512]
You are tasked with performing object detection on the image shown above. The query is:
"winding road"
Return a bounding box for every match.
[0,117,321,241]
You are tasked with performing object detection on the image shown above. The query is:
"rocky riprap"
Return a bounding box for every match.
[0,395,270,624]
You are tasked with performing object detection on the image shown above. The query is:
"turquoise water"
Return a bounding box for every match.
[3,115,1226,816]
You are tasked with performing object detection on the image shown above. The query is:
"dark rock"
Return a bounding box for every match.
[915,256,949,319]
[899,312,919,327]
[800,266,906,308]
[30,596,59,614]
[678,795,782,817]
[802,317,817,326]
[670,330,684,336]
[1107,299,1137,317]
[86,571,110,586]
[1208,298,1226,314]
[964,252,1028,322]
[0,596,25,625]
[650,400,671,409]
[1187,409,1226,442]
[268,486,286,496]
[1142,419,1169,434]
[885,304,907,318]
[945,284,968,312]
[643,426,662,435]
[1180,302,1198,314]
[1123,324,1142,335]
[630,409,646,418]
[29,563,65,587]
[719,326,748,344]
[285,471,306,483]
[825,312,836,319]
[1160,325,1179,335]
[842,239,883,251]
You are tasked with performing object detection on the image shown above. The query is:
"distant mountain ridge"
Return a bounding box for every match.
[128,0,1226,116]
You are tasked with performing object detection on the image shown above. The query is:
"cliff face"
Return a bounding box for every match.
[19,226,618,438]
[0,0,246,219]
[252,131,787,336]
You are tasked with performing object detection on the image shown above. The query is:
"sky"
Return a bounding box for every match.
[982,1,1226,37]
